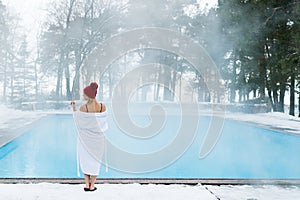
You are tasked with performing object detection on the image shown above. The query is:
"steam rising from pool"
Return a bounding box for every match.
[84,27,226,173]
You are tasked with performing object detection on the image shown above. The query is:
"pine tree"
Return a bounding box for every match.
[0,1,9,101]
[217,0,299,113]
[12,36,36,104]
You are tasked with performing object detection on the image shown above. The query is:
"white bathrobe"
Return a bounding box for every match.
[73,111,108,176]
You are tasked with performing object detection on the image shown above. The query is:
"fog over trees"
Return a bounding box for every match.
[0,0,299,116]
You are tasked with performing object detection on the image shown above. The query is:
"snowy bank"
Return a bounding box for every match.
[226,111,300,135]
[0,104,46,147]
[0,183,300,200]
[0,183,215,200]
[0,105,45,130]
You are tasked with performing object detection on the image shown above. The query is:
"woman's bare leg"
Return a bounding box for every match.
[90,176,97,190]
[84,174,90,189]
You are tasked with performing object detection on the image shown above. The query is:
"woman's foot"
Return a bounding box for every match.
[84,186,97,192]
[84,183,91,192]
[89,187,97,192]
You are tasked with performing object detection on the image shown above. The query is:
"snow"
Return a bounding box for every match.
[0,183,300,199]
[0,183,216,200]
[226,112,300,135]
[206,185,300,200]
[1,104,300,199]
[0,105,46,147]
[0,105,45,130]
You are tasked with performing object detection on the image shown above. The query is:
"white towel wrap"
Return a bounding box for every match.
[73,111,108,176]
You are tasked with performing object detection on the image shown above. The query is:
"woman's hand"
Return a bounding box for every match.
[70,101,76,111]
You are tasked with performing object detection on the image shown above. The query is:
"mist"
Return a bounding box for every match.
[0,0,297,116]
[0,0,300,185]
[0,0,220,109]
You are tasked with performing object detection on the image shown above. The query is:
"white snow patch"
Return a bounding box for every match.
[207,185,300,200]
[226,112,300,135]
[0,183,215,200]
[0,105,44,130]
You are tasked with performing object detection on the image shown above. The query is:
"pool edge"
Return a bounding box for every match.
[1,178,300,185]
[0,114,53,148]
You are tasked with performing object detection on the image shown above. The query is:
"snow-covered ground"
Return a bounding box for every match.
[0,183,300,200]
[0,105,47,147]
[226,111,300,135]
[0,183,216,200]
[0,105,45,130]
[1,104,300,199]
[207,184,300,200]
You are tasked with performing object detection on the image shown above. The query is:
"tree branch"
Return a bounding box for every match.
[264,1,299,26]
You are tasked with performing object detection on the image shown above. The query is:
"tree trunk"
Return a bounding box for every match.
[268,90,274,111]
[298,85,300,117]
[2,51,8,102]
[65,68,71,100]
[289,71,295,116]
[196,71,203,102]
[3,64,7,101]
[58,0,75,100]
[258,57,266,99]
[72,53,82,100]
[65,54,71,100]
[253,89,256,98]
[279,83,285,113]
[272,89,278,111]
[56,52,64,99]
[34,59,38,101]
[10,66,14,100]
[154,64,162,101]
[179,67,182,102]
[163,66,171,101]
[55,69,63,100]
[230,50,237,103]
[170,56,179,102]
[171,69,177,101]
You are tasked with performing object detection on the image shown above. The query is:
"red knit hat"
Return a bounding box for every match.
[83,82,98,98]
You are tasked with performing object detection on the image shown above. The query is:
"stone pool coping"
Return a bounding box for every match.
[1,178,300,186]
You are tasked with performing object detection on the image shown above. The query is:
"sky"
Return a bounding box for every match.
[1,0,218,63]
[2,0,48,53]
[2,0,218,29]
[2,0,48,28]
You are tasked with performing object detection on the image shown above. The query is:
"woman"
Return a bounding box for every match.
[71,82,107,192]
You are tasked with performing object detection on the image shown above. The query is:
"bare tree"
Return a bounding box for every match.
[40,0,127,100]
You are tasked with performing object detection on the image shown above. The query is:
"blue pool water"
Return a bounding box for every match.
[0,114,300,178]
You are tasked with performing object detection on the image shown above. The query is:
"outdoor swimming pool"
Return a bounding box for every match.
[0,113,300,178]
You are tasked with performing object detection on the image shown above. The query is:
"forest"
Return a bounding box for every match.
[0,0,299,116]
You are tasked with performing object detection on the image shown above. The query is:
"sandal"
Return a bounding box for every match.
[89,187,97,192]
